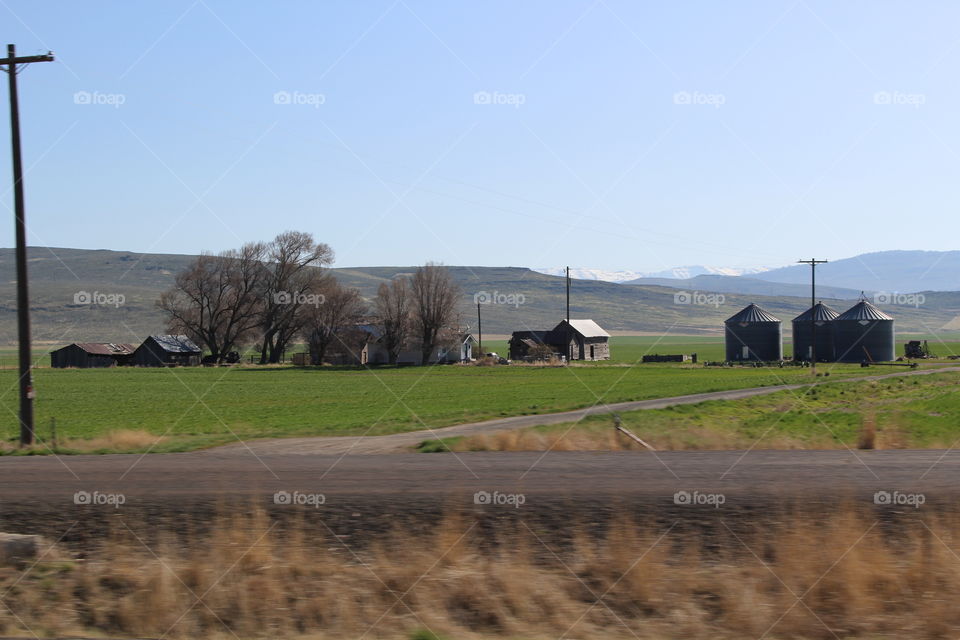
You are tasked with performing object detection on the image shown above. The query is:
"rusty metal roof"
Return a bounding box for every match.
[57,343,137,356]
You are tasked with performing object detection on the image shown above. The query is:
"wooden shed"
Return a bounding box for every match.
[49,343,136,368]
[131,335,202,367]
[550,319,611,361]
[508,320,611,361]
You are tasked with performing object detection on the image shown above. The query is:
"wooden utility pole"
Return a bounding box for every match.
[797,258,827,373]
[565,266,571,362]
[476,301,482,358]
[2,45,55,446]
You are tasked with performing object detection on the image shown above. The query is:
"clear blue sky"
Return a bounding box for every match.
[1,1,959,272]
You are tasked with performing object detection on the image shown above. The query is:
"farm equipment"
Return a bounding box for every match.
[904,340,934,359]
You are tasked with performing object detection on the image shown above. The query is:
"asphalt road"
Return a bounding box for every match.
[1,448,957,511]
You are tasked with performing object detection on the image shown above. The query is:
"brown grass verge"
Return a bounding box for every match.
[0,429,167,454]
[2,507,959,639]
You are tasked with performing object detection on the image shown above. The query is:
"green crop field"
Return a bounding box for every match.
[422,370,960,452]
[0,357,879,455]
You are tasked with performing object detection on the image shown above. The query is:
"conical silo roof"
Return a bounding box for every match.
[836,300,893,321]
[792,302,840,323]
[725,303,781,324]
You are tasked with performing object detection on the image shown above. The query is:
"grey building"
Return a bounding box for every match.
[131,335,202,367]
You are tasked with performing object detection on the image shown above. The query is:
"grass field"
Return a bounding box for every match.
[420,370,960,452]
[1,336,957,454]
[0,360,872,455]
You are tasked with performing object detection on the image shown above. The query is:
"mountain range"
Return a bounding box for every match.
[0,247,958,345]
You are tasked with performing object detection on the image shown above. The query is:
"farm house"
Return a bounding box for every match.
[397,333,476,365]
[508,319,610,361]
[131,335,202,367]
[49,343,137,368]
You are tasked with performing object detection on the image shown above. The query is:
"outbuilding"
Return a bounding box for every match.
[724,304,782,362]
[792,302,840,362]
[508,320,611,361]
[131,335,202,367]
[833,300,895,363]
[49,343,136,368]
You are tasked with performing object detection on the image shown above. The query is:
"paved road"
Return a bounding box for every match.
[212,365,960,455]
[1,448,957,508]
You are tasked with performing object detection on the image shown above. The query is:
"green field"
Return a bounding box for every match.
[423,370,960,452]
[0,358,875,454]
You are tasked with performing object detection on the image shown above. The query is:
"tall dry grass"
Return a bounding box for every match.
[2,507,960,639]
[448,426,843,452]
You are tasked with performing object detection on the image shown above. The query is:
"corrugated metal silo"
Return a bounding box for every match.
[833,300,895,362]
[725,303,783,361]
[792,302,839,362]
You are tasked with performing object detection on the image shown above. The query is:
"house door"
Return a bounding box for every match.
[589,345,595,360]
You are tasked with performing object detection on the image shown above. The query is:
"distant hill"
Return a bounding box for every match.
[755,250,960,293]
[1,247,959,345]
[623,274,863,300]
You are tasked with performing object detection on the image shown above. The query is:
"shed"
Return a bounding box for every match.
[549,319,611,361]
[833,300,895,363]
[132,335,202,367]
[792,302,840,362]
[50,343,136,368]
[724,304,782,362]
[507,330,552,360]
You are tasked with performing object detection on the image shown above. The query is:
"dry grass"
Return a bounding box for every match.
[0,429,167,454]
[3,507,960,639]
[444,426,844,453]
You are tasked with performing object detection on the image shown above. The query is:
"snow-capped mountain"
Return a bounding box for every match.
[534,265,772,283]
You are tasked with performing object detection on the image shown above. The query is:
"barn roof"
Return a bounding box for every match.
[147,335,202,353]
[725,304,781,324]
[511,330,550,342]
[836,300,893,321]
[554,319,610,338]
[792,302,840,323]
[54,342,137,356]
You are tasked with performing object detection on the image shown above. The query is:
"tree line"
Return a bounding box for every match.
[157,231,462,365]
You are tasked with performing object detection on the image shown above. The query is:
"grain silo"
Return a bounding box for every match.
[725,303,783,362]
[792,302,839,362]
[833,299,895,363]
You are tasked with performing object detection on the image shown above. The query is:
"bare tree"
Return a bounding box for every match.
[373,278,410,364]
[410,263,461,365]
[258,231,333,363]
[303,280,366,365]
[157,242,267,362]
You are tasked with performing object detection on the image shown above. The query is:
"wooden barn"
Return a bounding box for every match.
[508,319,610,361]
[49,343,136,368]
[131,335,202,367]
[553,319,611,361]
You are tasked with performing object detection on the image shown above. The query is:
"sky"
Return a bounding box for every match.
[1,1,959,273]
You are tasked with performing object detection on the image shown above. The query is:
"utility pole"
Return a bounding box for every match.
[797,258,827,373]
[2,45,54,446]
[565,266,571,362]
[476,301,482,358]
